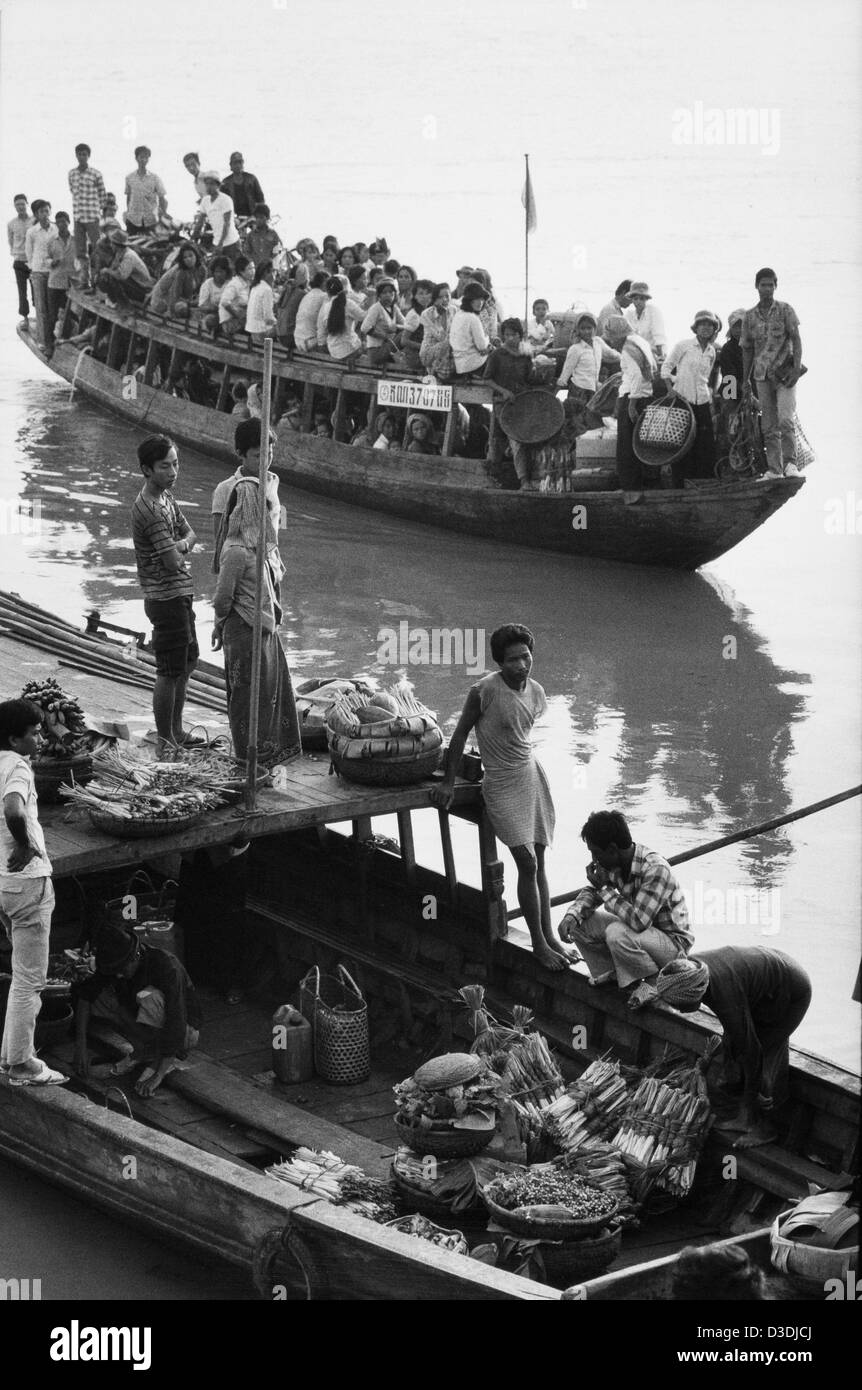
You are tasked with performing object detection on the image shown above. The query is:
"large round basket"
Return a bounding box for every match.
[540,1225,622,1285]
[499,388,565,445]
[482,1189,618,1241]
[330,744,442,787]
[34,751,94,804]
[87,806,204,839]
[296,677,375,751]
[391,1166,481,1222]
[394,1114,495,1160]
[633,396,696,469]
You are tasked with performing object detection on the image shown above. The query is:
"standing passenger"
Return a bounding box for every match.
[8,194,33,325]
[596,280,633,337]
[740,268,803,477]
[194,171,241,264]
[483,317,536,488]
[68,143,106,291]
[46,212,77,342]
[219,153,265,220]
[612,316,655,489]
[661,310,721,484]
[24,200,56,350]
[624,281,666,362]
[124,146,168,234]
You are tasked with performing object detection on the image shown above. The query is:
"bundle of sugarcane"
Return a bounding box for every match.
[499,1031,566,1117]
[610,1075,712,1196]
[266,1148,397,1221]
[543,1058,630,1153]
[458,984,534,1067]
[554,1144,636,1221]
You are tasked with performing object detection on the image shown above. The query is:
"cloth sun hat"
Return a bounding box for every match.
[629,281,652,298]
[109,229,128,245]
[95,925,139,974]
[727,307,746,328]
[691,308,722,333]
[604,313,630,337]
[202,169,222,183]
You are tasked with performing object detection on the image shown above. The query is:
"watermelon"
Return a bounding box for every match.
[370,690,401,714]
[354,704,398,724]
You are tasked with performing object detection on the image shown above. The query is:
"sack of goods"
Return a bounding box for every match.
[770,1191,859,1292]
[326,682,443,786]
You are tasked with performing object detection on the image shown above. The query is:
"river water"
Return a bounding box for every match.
[0,0,859,1299]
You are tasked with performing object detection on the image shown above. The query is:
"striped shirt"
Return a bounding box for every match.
[566,844,693,950]
[131,489,193,600]
[68,166,107,223]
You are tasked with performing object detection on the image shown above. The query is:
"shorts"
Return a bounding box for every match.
[144,594,199,678]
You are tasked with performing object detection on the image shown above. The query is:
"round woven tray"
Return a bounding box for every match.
[499,388,565,445]
[633,397,696,469]
[394,1114,495,1160]
[482,1188,618,1240]
[331,745,443,787]
[34,751,94,804]
[413,1052,482,1090]
[87,806,204,839]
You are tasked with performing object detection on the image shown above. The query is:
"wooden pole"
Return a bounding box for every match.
[244,337,274,810]
[523,153,530,330]
[507,784,862,920]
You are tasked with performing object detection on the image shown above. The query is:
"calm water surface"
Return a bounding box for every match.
[0,0,859,1302]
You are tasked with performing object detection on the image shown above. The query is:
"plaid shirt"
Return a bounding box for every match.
[68,166,107,223]
[565,844,693,949]
[740,299,800,382]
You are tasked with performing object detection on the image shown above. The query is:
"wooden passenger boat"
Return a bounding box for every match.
[17,292,804,570]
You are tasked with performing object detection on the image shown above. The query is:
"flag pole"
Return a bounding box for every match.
[524,153,530,329]
[244,336,273,811]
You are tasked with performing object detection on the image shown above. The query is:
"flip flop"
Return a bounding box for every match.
[9,1061,68,1087]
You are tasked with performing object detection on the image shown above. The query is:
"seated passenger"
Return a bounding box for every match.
[405,413,438,455]
[661,310,721,484]
[246,260,278,344]
[401,278,434,370]
[450,281,492,378]
[230,379,251,419]
[557,311,622,445]
[419,282,456,376]
[484,317,536,488]
[73,925,202,1097]
[198,254,231,335]
[242,203,282,268]
[321,244,339,276]
[338,246,357,273]
[149,241,204,318]
[324,278,364,364]
[361,279,405,367]
[372,411,399,450]
[218,255,254,338]
[473,267,503,341]
[293,270,329,352]
[276,262,309,349]
[347,264,368,307]
[95,228,154,308]
[526,298,556,356]
[396,264,417,316]
[313,408,333,438]
[353,240,372,271]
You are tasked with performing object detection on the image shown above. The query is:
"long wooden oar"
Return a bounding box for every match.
[507,784,862,920]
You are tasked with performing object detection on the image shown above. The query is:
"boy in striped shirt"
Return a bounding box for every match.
[131,436,199,756]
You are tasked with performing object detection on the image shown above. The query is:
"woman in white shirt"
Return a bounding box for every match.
[246,262,278,345]
[218,256,254,338]
[360,280,405,367]
[293,271,329,352]
[449,281,491,378]
[324,278,364,363]
[400,278,434,371]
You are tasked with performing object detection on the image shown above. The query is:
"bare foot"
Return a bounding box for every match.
[733,1122,777,1150]
[533,943,567,971]
[588,970,616,988]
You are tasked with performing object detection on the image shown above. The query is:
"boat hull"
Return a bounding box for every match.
[23,327,804,570]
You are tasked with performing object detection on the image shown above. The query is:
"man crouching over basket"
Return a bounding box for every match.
[73,925,201,1096]
[559,810,693,1004]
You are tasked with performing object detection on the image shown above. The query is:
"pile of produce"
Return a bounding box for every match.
[21,678,91,756]
[59,746,255,830]
[543,1058,630,1153]
[43,948,96,992]
[554,1146,635,1222]
[484,1167,617,1223]
[391,1148,479,1214]
[326,681,443,785]
[385,1213,468,1254]
[393,1052,502,1133]
[611,1068,713,1197]
[266,1148,397,1223]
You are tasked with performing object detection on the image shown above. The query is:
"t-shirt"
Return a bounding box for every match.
[198,276,226,312]
[246,281,276,335]
[243,226,281,267]
[449,309,490,374]
[218,275,250,326]
[294,288,328,350]
[0,752,51,883]
[200,192,240,248]
[131,488,193,600]
[484,347,534,395]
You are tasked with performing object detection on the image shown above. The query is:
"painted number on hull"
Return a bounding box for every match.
[377,380,452,411]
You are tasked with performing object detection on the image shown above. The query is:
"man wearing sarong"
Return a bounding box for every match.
[698,946,812,1150]
[432,624,572,972]
[559,810,693,989]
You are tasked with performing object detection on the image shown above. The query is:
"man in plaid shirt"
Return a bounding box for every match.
[559,810,693,992]
[68,143,106,291]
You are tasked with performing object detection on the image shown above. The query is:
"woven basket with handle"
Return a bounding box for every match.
[633,395,697,468]
[300,964,370,1085]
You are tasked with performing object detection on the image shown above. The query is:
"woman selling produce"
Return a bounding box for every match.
[431,624,573,973]
[212,474,301,766]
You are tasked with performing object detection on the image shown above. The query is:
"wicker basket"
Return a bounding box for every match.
[296,677,375,750]
[394,1113,495,1160]
[87,806,203,839]
[540,1225,622,1285]
[330,742,443,787]
[34,751,93,804]
[633,396,696,468]
[391,1166,481,1221]
[300,963,370,1085]
[499,388,565,445]
[482,1189,618,1241]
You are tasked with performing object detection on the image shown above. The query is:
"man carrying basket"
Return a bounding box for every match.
[661,310,722,484]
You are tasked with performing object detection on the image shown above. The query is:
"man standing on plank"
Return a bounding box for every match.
[131,435,199,757]
[741,267,803,477]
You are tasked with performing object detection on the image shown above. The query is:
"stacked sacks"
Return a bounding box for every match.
[326,683,443,786]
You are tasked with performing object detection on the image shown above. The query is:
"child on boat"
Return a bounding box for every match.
[483,317,536,489]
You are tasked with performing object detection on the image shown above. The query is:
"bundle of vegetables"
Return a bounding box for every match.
[21,678,90,755]
[554,1145,636,1222]
[543,1058,630,1153]
[484,1166,617,1223]
[391,1148,479,1214]
[89,745,254,801]
[610,1074,713,1197]
[459,984,534,1068]
[60,782,221,821]
[393,1052,503,1132]
[266,1148,397,1223]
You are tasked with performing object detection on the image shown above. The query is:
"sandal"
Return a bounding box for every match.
[9,1061,68,1087]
